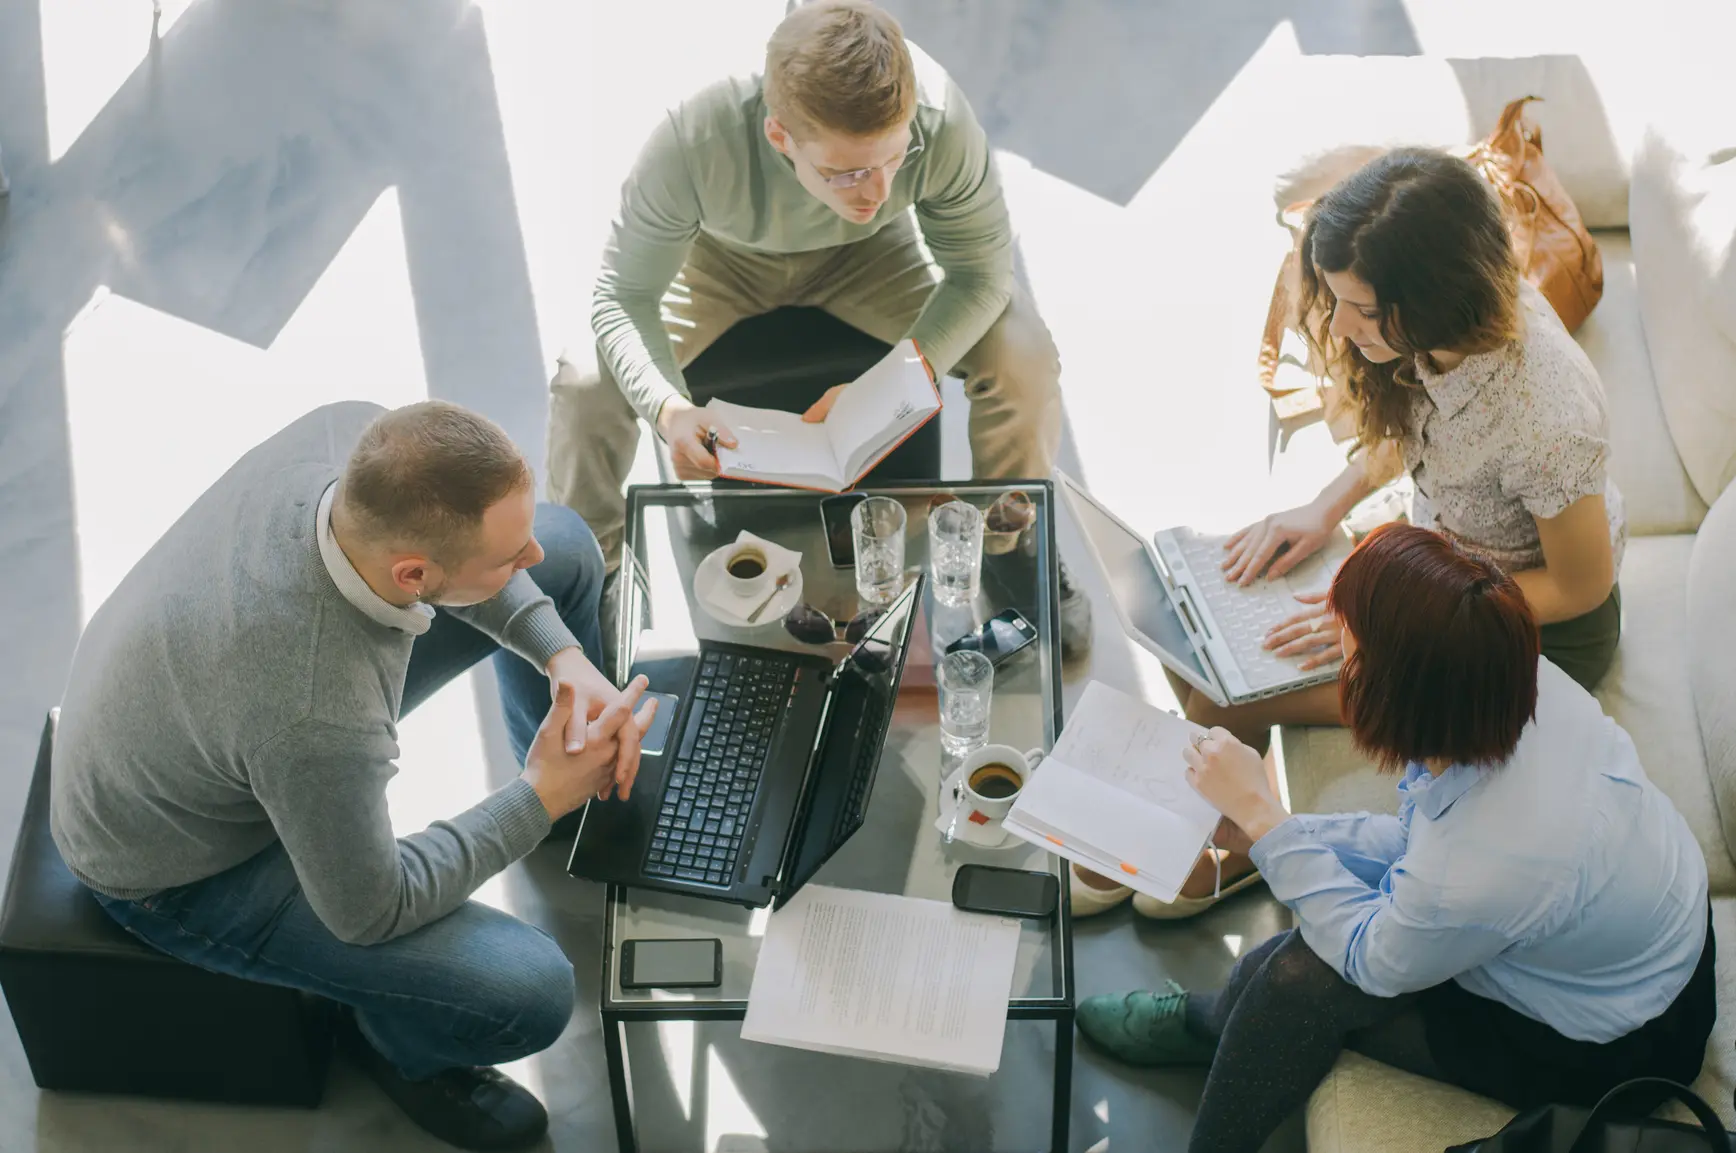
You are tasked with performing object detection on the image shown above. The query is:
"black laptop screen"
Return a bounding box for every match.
[776,576,923,904]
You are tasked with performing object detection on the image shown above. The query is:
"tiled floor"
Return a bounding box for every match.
[0,1,1645,1149]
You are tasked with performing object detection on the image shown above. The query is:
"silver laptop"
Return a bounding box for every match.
[1057,470,1353,707]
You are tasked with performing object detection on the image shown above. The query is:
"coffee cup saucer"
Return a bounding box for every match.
[933,765,1018,849]
[693,543,804,628]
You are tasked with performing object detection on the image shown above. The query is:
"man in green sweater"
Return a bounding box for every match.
[547,0,1090,656]
[53,401,655,1151]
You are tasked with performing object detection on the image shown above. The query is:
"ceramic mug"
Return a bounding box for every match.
[719,542,773,601]
[954,743,1046,822]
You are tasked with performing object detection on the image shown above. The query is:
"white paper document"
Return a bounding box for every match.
[741,885,1020,1076]
[1002,680,1222,904]
[711,339,941,492]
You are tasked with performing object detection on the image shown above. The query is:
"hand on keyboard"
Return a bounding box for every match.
[1262,591,1344,671]
[1222,500,1338,586]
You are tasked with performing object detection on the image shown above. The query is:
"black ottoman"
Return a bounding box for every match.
[0,712,333,1106]
[682,306,943,482]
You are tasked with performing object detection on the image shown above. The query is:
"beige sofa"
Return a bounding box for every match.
[1255,54,1736,1151]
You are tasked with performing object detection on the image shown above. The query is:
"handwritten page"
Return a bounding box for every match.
[1002,681,1222,904]
[1049,681,1222,826]
[742,885,1019,1076]
[711,340,940,492]
[705,401,842,487]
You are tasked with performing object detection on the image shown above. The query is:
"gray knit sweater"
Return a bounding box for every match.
[51,402,571,945]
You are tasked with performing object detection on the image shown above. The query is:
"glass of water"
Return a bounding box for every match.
[852,496,907,606]
[928,499,983,608]
[937,649,993,758]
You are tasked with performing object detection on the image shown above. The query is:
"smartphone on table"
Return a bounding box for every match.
[620,938,723,990]
[820,492,868,568]
[943,608,1039,668]
[951,864,1059,920]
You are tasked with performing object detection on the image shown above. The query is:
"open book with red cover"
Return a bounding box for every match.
[709,340,940,493]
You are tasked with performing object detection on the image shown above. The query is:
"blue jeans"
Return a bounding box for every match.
[93,503,606,1080]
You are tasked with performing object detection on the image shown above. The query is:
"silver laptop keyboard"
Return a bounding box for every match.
[1171,529,1340,693]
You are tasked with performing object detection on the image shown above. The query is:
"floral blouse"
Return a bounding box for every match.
[1403,281,1626,576]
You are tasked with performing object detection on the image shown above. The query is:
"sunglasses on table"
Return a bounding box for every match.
[783,603,894,673]
[783,603,885,646]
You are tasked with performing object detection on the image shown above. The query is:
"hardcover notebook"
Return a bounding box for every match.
[709,339,940,492]
[1001,680,1222,905]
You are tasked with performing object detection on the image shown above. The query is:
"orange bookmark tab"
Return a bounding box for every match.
[1045,835,1065,847]
[1119,862,1139,875]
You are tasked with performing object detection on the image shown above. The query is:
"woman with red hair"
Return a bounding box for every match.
[1076,525,1712,1153]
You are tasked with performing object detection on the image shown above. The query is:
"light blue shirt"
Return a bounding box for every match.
[1250,658,1708,1043]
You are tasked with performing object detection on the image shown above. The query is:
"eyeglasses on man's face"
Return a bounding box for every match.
[799,135,923,191]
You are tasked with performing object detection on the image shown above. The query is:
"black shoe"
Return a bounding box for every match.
[1058,561,1093,663]
[343,1017,549,1151]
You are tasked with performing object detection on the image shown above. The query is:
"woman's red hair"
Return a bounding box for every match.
[1327,524,1540,771]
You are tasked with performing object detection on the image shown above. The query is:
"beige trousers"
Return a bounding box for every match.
[547,213,1063,570]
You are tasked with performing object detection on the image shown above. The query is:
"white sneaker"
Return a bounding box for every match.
[1069,865,1134,917]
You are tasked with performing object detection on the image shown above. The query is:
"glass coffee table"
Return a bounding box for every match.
[597,481,1074,1153]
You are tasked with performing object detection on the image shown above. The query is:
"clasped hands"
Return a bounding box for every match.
[523,647,660,821]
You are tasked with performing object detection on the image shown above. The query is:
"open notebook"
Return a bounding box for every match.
[710,339,940,492]
[1001,681,1222,905]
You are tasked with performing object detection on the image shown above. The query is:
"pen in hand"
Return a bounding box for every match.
[703,425,719,458]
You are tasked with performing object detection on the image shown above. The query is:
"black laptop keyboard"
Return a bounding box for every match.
[643,652,797,886]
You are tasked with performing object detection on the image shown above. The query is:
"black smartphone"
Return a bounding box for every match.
[820,492,868,568]
[620,938,723,990]
[944,609,1039,667]
[951,865,1059,920]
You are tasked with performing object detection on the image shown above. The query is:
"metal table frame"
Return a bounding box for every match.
[598,480,1074,1153]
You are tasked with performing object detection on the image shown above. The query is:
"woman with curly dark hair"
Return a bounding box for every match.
[1071,149,1631,922]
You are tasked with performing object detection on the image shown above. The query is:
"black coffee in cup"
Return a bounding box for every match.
[727,553,766,580]
[968,763,1022,799]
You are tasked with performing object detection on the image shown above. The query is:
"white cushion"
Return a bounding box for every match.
[1266,54,1638,228]
[1305,898,1736,1153]
[1689,485,1736,872]
[1593,535,1736,891]
[1576,231,1707,536]
[1630,125,1736,509]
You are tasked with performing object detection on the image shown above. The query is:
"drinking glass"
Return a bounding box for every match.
[928,499,983,608]
[851,496,906,606]
[937,649,993,758]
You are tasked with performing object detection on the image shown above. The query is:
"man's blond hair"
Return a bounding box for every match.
[763,0,916,139]
[338,401,529,561]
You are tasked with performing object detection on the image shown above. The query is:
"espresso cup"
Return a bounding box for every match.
[720,543,773,601]
[955,743,1045,822]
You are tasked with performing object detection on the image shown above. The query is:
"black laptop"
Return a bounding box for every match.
[568,565,923,909]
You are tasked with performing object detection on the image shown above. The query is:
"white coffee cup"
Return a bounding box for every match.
[954,743,1046,822]
[719,542,773,601]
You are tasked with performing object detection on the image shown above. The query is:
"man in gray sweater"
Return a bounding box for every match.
[51,400,655,1151]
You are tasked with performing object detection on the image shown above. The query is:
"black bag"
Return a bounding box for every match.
[1448,1078,1733,1153]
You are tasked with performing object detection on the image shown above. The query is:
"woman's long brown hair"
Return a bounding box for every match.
[1298,148,1522,448]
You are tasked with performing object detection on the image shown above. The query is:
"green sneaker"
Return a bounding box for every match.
[1076,980,1217,1067]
